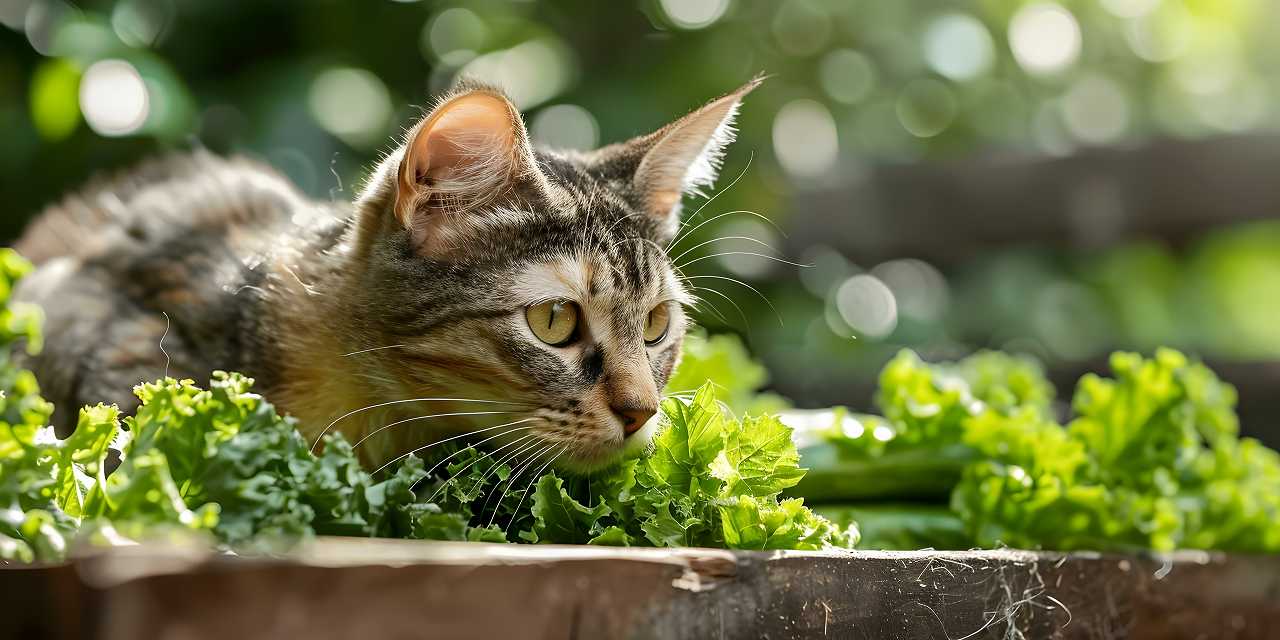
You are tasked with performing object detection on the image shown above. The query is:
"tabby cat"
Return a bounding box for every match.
[14,78,759,471]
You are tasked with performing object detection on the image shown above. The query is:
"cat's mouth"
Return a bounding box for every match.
[513,405,658,473]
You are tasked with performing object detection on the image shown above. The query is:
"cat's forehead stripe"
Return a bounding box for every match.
[511,250,662,307]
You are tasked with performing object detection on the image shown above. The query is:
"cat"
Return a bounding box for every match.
[13,77,760,472]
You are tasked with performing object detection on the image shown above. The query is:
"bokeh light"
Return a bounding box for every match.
[30,58,81,141]
[1124,6,1194,63]
[308,67,393,149]
[459,38,575,110]
[1061,73,1130,145]
[772,99,838,178]
[871,259,948,322]
[836,274,898,339]
[923,14,995,81]
[1100,0,1160,19]
[423,7,487,65]
[1008,3,1082,75]
[79,59,149,137]
[111,0,170,48]
[715,218,784,279]
[819,49,876,105]
[896,79,956,139]
[799,246,854,298]
[772,0,831,57]
[530,104,599,151]
[659,0,730,30]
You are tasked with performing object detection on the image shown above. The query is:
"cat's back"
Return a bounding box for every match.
[16,150,308,266]
[13,151,337,430]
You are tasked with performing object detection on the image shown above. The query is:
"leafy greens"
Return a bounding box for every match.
[804,347,1280,553]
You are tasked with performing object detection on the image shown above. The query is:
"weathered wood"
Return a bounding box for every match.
[2,539,1278,639]
[787,133,1280,267]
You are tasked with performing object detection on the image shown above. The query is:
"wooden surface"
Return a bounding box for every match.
[3,539,1279,639]
[786,133,1280,267]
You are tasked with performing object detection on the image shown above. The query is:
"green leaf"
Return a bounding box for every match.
[640,383,725,496]
[409,505,470,541]
[639,499,695,547]
[587,526,633,546]
[719,495,854,550]
[521,474,610,544]
[711,413,805,498]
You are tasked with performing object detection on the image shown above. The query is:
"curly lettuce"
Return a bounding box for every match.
[954,349,1280,552]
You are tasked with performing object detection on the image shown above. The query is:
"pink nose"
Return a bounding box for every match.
[612,405,656,435]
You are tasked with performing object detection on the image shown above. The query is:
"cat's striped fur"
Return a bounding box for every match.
[15,78,759,471]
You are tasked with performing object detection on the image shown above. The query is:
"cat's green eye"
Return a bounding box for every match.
[644,304,670,346]
[526,300,580,347]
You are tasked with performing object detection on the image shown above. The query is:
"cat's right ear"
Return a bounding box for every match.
[626,77,762,239]
[393,87,536,247]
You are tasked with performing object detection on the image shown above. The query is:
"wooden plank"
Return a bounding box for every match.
[786,134,1280,267]
[2,540,1278,639]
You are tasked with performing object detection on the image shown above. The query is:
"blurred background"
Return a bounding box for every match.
[5,0,1280,442]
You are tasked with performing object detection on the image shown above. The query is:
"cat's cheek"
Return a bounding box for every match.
[651,334,684,387]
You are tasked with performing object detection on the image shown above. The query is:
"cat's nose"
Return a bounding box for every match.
[611,404,656,435]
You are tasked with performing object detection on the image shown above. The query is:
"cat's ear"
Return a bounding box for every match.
[631,77,762,233]
[394,86,535,243]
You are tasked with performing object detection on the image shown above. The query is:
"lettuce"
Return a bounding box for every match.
[517,384,856,550]
[954,349,1280,552]
[799,345,1280,554]
[791,350,1050,503]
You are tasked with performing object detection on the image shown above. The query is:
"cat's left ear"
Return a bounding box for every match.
[394,85,538,247]
[631,77,762,236]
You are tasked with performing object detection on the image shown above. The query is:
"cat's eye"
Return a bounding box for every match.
[526,300,580,347]
[643,304,670,346]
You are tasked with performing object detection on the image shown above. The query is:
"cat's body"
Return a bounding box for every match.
[15,79,758,471]
[15,151,352,437]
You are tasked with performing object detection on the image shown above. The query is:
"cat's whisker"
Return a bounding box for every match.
[676,251,811,271]
[674,151,754,235]
[418,430,542,498]
[341,344,409,357]
[372,417,538,476]
[351,372,398,386]
[606,234,668,257]
[475,437,548,514]
[483,440,560,529]
[688,285,750,330]
[410,428,541,498]
[679,274,783,326]
[669,235,782,266]
[664,388,702,398]
[667,207,787,253]
[593,211,642,256]
[503,444,569,537]
[313,396,533,453]
[481,440,555,529]
[686,294,732,328]
[352,409,525,450]
[691,295,732,325]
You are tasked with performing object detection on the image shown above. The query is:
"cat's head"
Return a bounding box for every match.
[344,78,759,471]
